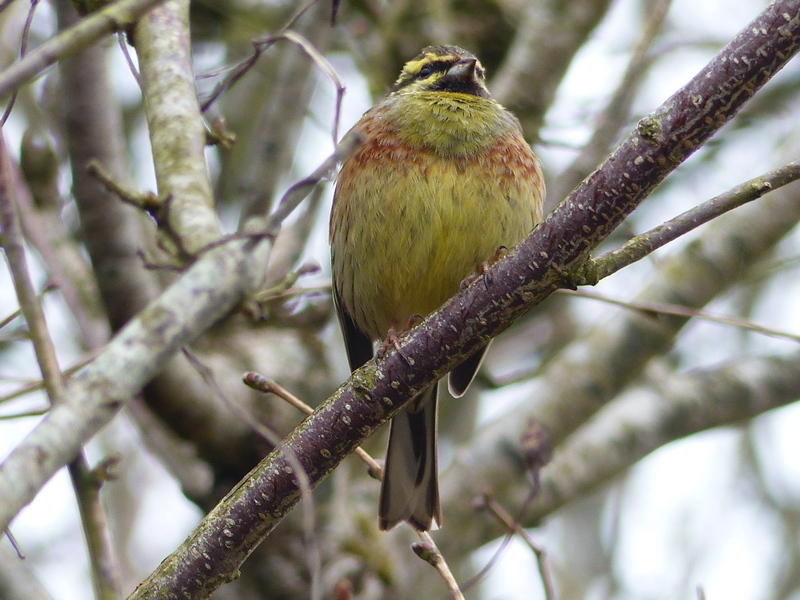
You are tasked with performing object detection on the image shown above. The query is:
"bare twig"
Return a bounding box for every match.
[0,283,56,332]
[262,31,346,143]
[0,0,41,126]
[266,128,364,235]
[414,532,465,600]
[185,353,323,600]
[561,288,800,344]
[3,529,24,559]
[0,133,122,599]
[243,373,464,598]
[86,160,162,212]
[15,156,110,349]
[243,373,382,484]
[479,493,556,600]
[116,31,140,84]
[577,161,800,282]
[198,0,324,112]
[0,0,166,98]
[0,350,102,405]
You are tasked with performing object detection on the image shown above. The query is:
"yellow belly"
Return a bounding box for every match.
[331,126,543,341]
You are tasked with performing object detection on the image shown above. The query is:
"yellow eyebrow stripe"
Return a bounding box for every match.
[403,57,434,74]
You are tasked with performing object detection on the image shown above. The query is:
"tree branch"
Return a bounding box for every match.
[134,0,221,258]
[0,134,123,600]
[0,0,165,98]
[583,160,800,281]
[0,131,357,533]
[530,349,800,521]
[123,4,800,598]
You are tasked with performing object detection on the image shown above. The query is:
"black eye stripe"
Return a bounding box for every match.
[390,51,489,94]
[415,60,454,79]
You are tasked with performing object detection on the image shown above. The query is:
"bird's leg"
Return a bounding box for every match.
[460,245,509,291]
[376,314,425,364]
[376,328,403,361]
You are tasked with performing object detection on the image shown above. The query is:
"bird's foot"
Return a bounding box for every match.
[376,315,424,365]
[460,246,509,291]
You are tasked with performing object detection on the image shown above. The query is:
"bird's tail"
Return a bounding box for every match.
[378,384,441,531]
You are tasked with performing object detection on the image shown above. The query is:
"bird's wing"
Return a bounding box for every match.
[333,287,375,371]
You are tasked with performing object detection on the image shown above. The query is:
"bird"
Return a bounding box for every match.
[330,45,545,531]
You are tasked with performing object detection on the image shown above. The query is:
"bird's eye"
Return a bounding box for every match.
[418,65,432,78]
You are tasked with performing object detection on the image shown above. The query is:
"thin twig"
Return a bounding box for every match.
[185,353,323,600]
[243,373,464,598]
[15,158,111,349]
[116,31,140,85]
[243,373,382,476]
[0,350,103,405]
[0,133,122,599]
[198,0,324,112]
[414,532,465,600]
[0,0,166,98]
[0,0,41,126]
[574,161,800,283]
[0,283,57,331]
[480,492,556,600]
[263,30,346,143]
[0,408,49,419]
[3,528,24,559]
[461,434,551,598]
[0,138,67,405]
[561,288,800,344]
[86,159,162,212]
[266,129,364,235]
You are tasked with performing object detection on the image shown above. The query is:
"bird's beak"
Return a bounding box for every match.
[446,57,478,81]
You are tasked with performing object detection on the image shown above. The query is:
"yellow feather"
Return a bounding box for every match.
[329,45,545,531]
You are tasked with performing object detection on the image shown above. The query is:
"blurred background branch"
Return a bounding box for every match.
[1,0,800,599]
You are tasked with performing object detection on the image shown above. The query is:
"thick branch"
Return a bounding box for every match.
[491,0,614,135]
[531,350,800,520]
[134,0,221,257]
[125,4,800,598]
[0,129,356,532]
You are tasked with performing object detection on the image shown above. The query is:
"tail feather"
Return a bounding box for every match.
[448,341,491,398]
[378,385,441,531]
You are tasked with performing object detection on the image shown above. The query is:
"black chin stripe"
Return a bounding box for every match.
[428,77,490,98]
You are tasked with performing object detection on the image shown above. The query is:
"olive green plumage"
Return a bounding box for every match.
[330,45,545,531]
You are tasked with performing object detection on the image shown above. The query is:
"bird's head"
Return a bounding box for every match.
[390,45,491,99]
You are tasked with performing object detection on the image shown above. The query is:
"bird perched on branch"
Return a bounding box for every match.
[330,45,545,531]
